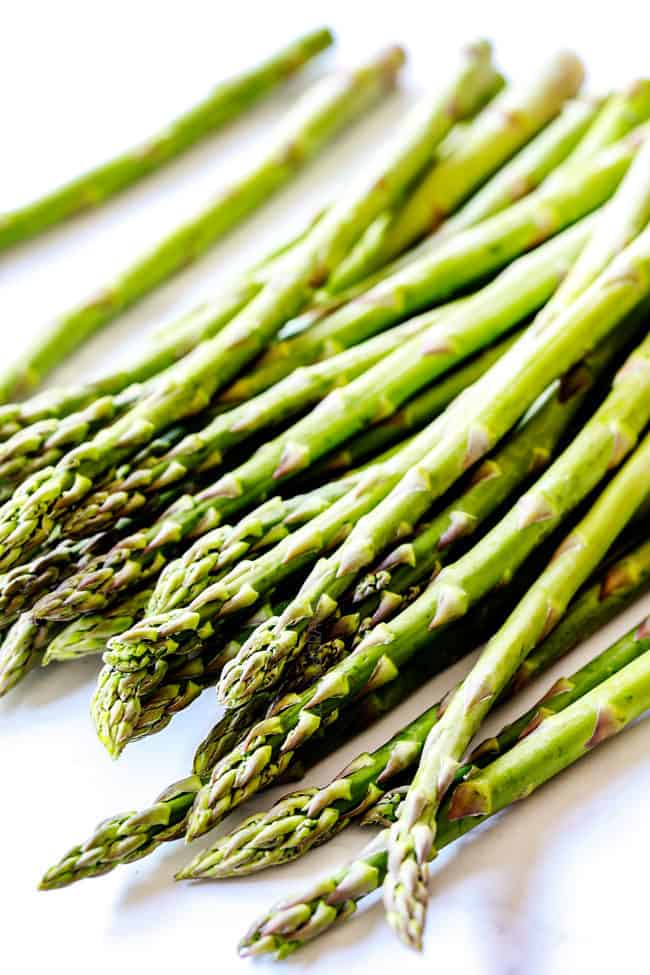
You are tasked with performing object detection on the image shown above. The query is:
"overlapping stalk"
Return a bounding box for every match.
[184,330,650,841]
[35,218,592,627]
[384,432,650,949]
[238,614,650,958]
[328,52,585,290]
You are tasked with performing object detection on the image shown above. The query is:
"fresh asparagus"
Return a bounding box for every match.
[35,218,592,626]
[214,232,650,710]
[182,562,650,879]
[239,615,650,958]
[38,530,650,890]
[567,79,650,163]
[0,45,405,403]
[0,615,56,697]
[0,29,334,252]
[384,433,650,949]
[55,313,440,539]
[216,125,646,405]
[185,332,650,841]
[0,206,326,440]
[42,589,153,664]
[328,52,586,291]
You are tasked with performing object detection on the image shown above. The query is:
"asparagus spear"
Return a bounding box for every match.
[217,125,646,405]
[566,79,650,163]
[215,231,650,710]
[55,313,441,539]
[182,575,650,880]
[0,30,334,252]
[35,218,592,625]
[186,334,650,841]
[0,206,326,440]
[0,44,508,564]
[38,532,650,890]
[0,45,406,402]
[384,434,650,949]
[98,219,598,675]
[239,615,650,959]
[42,588,153,664]
[328,52,586,291]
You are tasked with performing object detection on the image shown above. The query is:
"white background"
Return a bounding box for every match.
[2,2,649,973]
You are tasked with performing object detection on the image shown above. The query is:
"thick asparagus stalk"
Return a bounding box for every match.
[38,535,650,889]
[239,615,650,958]
[214,234,650,710]
[328,52,585,291]
[384,434,650,950]
[0,45,405,403]
[35,218,591,626]
[0,29,334,252]
[186,334,650,841]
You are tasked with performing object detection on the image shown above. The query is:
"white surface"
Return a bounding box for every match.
[2,3,649,973]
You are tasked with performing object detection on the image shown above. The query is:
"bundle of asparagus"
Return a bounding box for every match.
[2,34,650,966]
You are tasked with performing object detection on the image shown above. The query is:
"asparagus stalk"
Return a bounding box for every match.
[217,125,646,405]
[239,615,650,959]
[385,433,650,949]
[0,615,56,696]
[0,44,508,565]
[566,79,650,163]
[328,52,586,291]
[186,333,650,841]
[0,45,406,402]
[98,219,596,675]
[0,30,334,252]
[38,534,650,889]
[182,570,650,880]
[35,218,592,626]
[55,313,441,539]
[0,206,326,440]
[42,589,153,664]
[214,232,650,710]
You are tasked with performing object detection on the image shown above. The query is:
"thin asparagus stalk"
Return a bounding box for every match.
[239,615,650,959]
[56,313,440,539]
[0,30,334,252]
[219,125,646,405]
[38,534,650,890]
[182,568,650,880]
[328,52,586,291]
[186,334,650,841]
[214,232,650,711]
[36,218,593,626]
[0,44,406,402]
[0,206,326,440]
[0,615,56,696]
[385,434,650,950]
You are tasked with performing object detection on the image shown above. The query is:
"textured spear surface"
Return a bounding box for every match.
[215,238,650,710]
[239,615,650,958]
[35,218,590,630]
[385,433,650,950]
[186,332,650,841]
[187,541,650,879]
[0,29,334,253]
[56,314,436,539]
[0,42,404,402]
[329,51,586,290]
[567,79,650,163]
[42,589,153,664]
